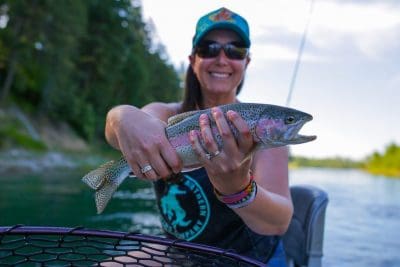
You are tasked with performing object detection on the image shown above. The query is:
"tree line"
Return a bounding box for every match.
[364,143,400,177]
[290,143,400,178]
[0,0,181,141]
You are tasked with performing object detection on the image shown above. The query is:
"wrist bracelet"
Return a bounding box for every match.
[214,174,258,209]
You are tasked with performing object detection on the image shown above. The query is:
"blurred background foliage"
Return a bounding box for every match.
[364,143,400,177]
[0,0,181,141]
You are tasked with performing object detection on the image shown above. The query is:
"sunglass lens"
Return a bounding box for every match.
[196,42,248,60]
[195,43,219,58]
[225,45,248,60]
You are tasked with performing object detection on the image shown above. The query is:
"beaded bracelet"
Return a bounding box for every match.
[214,174,258,209]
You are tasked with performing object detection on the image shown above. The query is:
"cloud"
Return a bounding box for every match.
[314,2,400,33]
[251,43,322,62]
[310,1,400,58]
[141,0,400,65]
[248,1,400,61]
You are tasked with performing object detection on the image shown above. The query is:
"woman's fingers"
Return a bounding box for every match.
[211,108,236,150]
[195,107,255,160]
[185,108,256,175]
[199,114,220,156]
[160,144,183,175]
[123,136,182,181]
[136,144,182,181]
[211,107,254,156]
[195,108,253,193]
[226,110,254,153]
[129,161,145,179]
[125,149,158,180]
[128,153,175,181]
[189,130,209,163]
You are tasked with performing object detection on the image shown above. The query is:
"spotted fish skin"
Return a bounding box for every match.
[82,103,316,213]
[82,158,131,213]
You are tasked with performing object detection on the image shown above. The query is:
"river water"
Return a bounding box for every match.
[289,168,400,267]
[0,167,399,266]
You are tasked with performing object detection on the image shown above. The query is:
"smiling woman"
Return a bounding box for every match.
[186,29,250,108]
[141,0,400,160]
[104,7,293,266]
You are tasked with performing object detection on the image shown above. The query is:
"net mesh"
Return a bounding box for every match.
[0,226,264,266]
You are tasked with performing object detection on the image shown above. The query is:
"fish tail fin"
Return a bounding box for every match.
[82,158,131,213]
[82,160,117,190]
[95,182,118,214]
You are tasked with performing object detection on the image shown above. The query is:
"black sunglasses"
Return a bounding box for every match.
[194,41,249,60]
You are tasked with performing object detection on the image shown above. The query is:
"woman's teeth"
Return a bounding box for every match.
[210,72,230,78]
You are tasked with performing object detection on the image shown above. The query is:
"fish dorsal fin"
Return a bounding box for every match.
[167,110,201,126]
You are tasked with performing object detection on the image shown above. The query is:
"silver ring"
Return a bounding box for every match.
[141,164,153,174]
[206,150,221,160]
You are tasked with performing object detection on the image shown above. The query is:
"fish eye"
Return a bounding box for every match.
[285,116,296,125]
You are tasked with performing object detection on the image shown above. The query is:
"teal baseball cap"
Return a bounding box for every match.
[192,7,251,48]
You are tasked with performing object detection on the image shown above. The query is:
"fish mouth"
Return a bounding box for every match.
[284,116,316,144]
[276,115,316,145]
[263,134,316,147]
[285,134,317,144]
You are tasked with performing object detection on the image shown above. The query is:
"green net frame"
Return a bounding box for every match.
[0,225,265,266]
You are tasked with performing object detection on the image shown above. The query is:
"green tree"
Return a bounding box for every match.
[365,143,400,177]
[0,0,181,143]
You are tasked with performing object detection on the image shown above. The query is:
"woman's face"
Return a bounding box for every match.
[190,29,250,100]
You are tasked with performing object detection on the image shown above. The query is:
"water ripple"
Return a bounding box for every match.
[113,188,156,200]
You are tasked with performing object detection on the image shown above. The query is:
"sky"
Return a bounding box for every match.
[140,0,400,160]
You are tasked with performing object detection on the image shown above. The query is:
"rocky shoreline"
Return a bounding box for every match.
[1,106,110,174]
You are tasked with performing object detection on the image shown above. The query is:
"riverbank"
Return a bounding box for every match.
[289,148,400,178]
[0,106,115,174]
[0,148,115,176]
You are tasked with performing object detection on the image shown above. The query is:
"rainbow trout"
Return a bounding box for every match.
[82,103,316,213]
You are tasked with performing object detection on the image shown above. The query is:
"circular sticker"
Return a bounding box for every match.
[159,174,210,241]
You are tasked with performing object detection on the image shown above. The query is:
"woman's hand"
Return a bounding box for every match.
[190,107,292,235]
[105,105,182,181]
[189,107,256,194]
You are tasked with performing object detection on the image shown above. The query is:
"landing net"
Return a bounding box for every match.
[0,225,264,266]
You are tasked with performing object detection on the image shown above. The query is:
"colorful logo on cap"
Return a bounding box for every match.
[209,8,234,22]
[193,7,251,48]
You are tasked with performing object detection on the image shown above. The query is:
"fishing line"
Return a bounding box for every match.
[285,0,316,107]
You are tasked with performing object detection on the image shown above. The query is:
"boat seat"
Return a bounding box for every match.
[283,185,329,267]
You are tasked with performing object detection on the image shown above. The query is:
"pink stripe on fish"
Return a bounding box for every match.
[169,126,221,149]
[256,118,284,140]
[169,132,192,149]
